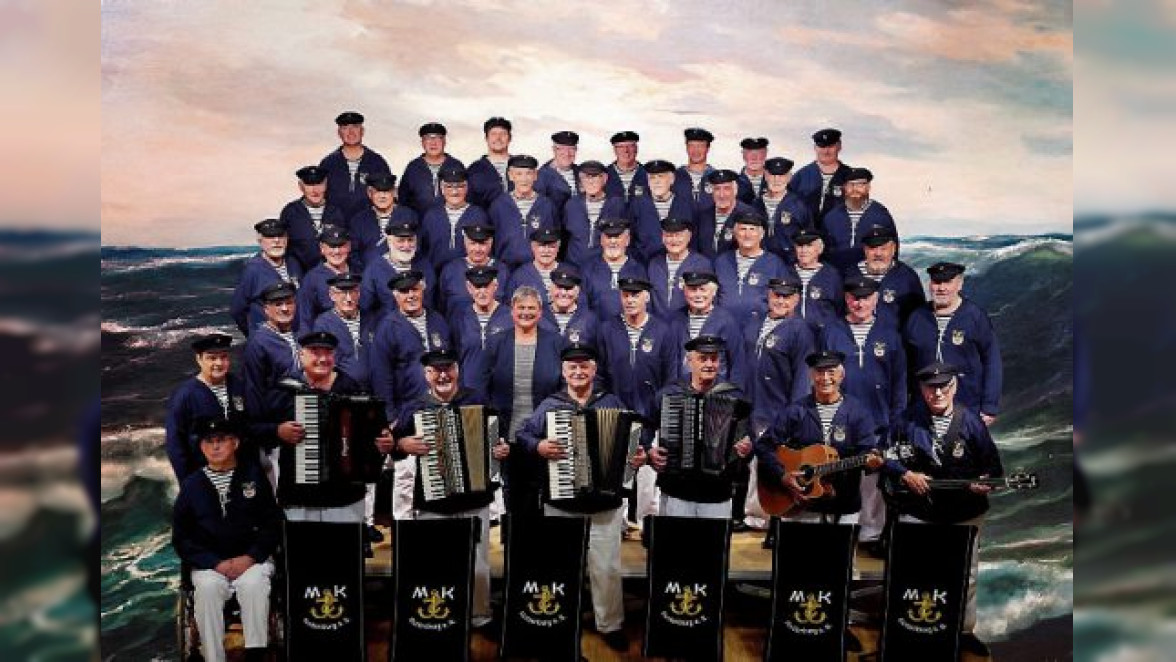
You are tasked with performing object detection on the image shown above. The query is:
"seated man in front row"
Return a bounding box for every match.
[172,417,282,662]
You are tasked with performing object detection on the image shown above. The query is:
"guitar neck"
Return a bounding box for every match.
[812,452,874,478]
[926,477,1010,489]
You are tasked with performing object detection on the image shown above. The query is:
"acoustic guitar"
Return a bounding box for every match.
[758,444,885,516]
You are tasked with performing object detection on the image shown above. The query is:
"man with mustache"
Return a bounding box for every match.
[849,224,924,328]
[359,217,437,323]
[346,172,420,274]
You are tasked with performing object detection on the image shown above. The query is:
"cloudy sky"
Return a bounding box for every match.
[100,0,1074,248]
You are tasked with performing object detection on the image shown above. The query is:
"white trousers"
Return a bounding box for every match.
[284,499,365,523]
[364,483,376,526]
[742,458,769,530]
[898,513,984,633]
[191,559,274,662]
[415,506,493,626]
[783,510,860,525]
[658,495,731,520]
[392,458,417,520]
[857,472,886,541]
[544,504,625,633]
[622,464,661,526]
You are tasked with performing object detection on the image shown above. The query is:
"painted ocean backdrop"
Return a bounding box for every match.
[100,235,1074,660]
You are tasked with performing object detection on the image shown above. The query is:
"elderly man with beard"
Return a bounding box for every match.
[820,167,898,273]
[399,122,464,216]
[166,333,250,482]
[392,349,510,630]
[319,111,392,220]
[281,165,347,274]
[851,224,925,327]
[604,130,647,203]
[296,225,355,332]
[563,160,628,266]
[347,172,420,273]
[787,128,854,223]
[468,286,565,519]
[754,156,813,266]
[359,217,436,323]
[904,262,1002,426]
[540,266,599,348]
[583,217,648,323]
[467,116,514,209]
[489,155,560,268]
[231,219,303,337]
[888,362,1004,657]
[518,343,644,653]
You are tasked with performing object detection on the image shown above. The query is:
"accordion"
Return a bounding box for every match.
[284,381,386,487]
[414,405,499,502]
[546,408,643,501]
[658,389,750,477]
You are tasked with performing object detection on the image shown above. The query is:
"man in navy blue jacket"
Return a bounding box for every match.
[787,128,853,224]
[467,116,514,209]
[241,282,302,486]
[819,275,907,548]
[627,159,694,263]
[754,156,813,265]
[449,265,514,376]
[562,160,628,266]
[347,172,420,274]
[319,111,392,220]
[436,222,511,317]
[887,361,1004,657]
[539,266,599,348]
[358,217,437,323]
[391,348,510,629]
[736,136,770,204]
[536,130,580,225]
[605,131,647,203]
[646,216,712,322]
[667,271,747,387]
[418,165,490,269]
[172,417,282,662]
[851,223,925,327]
[230,219,303,337]
[582,217,648,323]
[488,155,560,268]
[517,343,642,652]
[753,350,888,525]
[166,333,249,482]
[819,167,898,273]
[645,335,753,518]
[695,169,757,259]
[674,127,716,209]
[399,122,464,216]
[791,229,844,332]
[744,277,814,433]
[904,262,1002,425]
[280,165,347,274]
[368,270,451,421]
[311,273,372,388]
[295,225,354,332]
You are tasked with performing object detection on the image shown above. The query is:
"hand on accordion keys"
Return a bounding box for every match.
[630,446,648,468]
[733,435,752,458]
[648,446,668,472]
[277,421,306,445]
[537,438,567,460]
[397,435,430,456]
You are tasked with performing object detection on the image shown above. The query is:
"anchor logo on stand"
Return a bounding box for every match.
[670,587,703,617]
[792,593,827,625]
